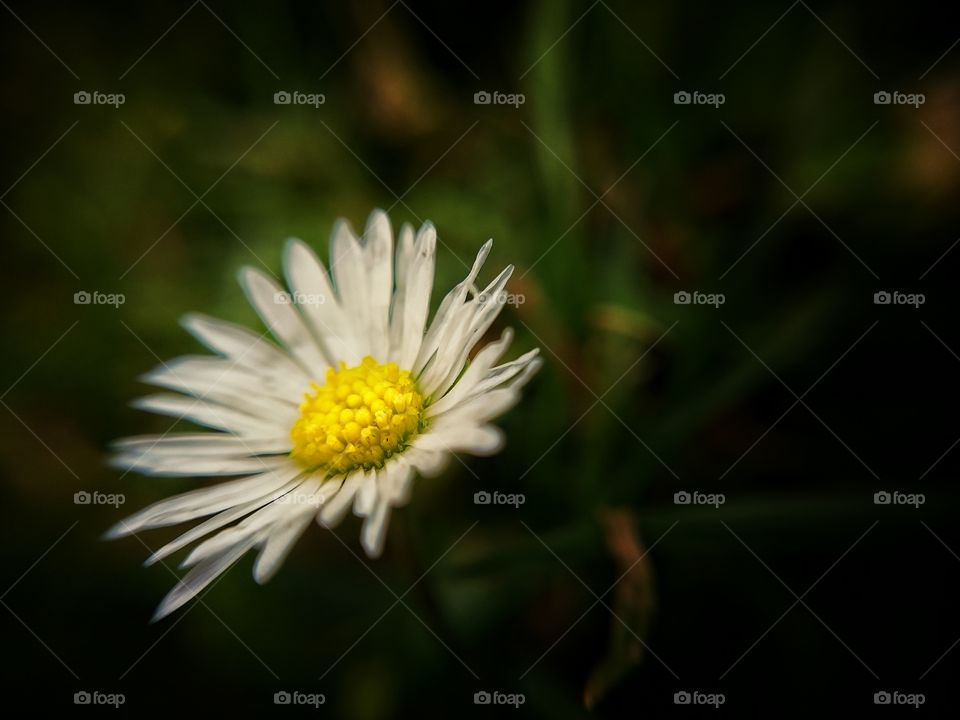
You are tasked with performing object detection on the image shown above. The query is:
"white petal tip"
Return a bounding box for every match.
[179,312,203,329]
[150,588,192,622]
[150,603,175,624]
[361,525,387,558]
[367,208,389,224]
[103,513,142,539]
[476,240,493,262]
[236,265,258,286]
[102,523,129,541]
[106,454,132,471]
[418,228,437,256]
[135,369,160,385]
[331,217,357,240]
[362,541,384,559]
[282,236,308,258]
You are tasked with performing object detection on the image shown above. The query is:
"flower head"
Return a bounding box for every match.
[108,209,541,621]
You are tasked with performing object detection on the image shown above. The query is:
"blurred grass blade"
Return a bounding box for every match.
[584,509,658,709]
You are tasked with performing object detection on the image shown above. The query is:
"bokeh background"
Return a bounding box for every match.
[2,0,960,715]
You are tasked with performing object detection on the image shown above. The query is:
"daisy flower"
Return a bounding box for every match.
[108,209,541,621]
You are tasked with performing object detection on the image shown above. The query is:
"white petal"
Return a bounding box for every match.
[402,447,450,478]
[181,313,305,379]
[109,452,286,478]
[414,240,492,374]
[252,514,314,584]
[427,328,514,414]
[283,237,360,366]
[388,223,414,360]
[361,493,392,558]
[473,349,542,395]
[393,223,416,294]
[329,219,371,355]
[151,535,258,622]
[432,353,542,420]
[112,433,291,458]
[353,470,379,517]
[182,477,322,568]
[362,209,394,361]
[131,393,278,436]
[140,356,300,420]
[145,498,274,567]
[105,464,303,537]
[414,424,505,456]
[395,222,436,369]
[419,263,514,396]
[252,485,326,584]
[379,455,414,505]
[317,471,366,527]
[238,267,329,377]
[435,389,520,425]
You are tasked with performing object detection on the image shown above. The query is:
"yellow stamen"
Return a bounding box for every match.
[290,356,424,473]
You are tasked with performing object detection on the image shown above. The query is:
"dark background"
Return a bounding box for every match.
[1,0,959,716]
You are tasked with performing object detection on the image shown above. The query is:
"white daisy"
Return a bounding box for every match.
[108,209,541,621]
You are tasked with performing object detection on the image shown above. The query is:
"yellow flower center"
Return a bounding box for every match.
[290,356,424,474]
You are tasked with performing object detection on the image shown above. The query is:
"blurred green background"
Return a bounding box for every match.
[2,0,960,715]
